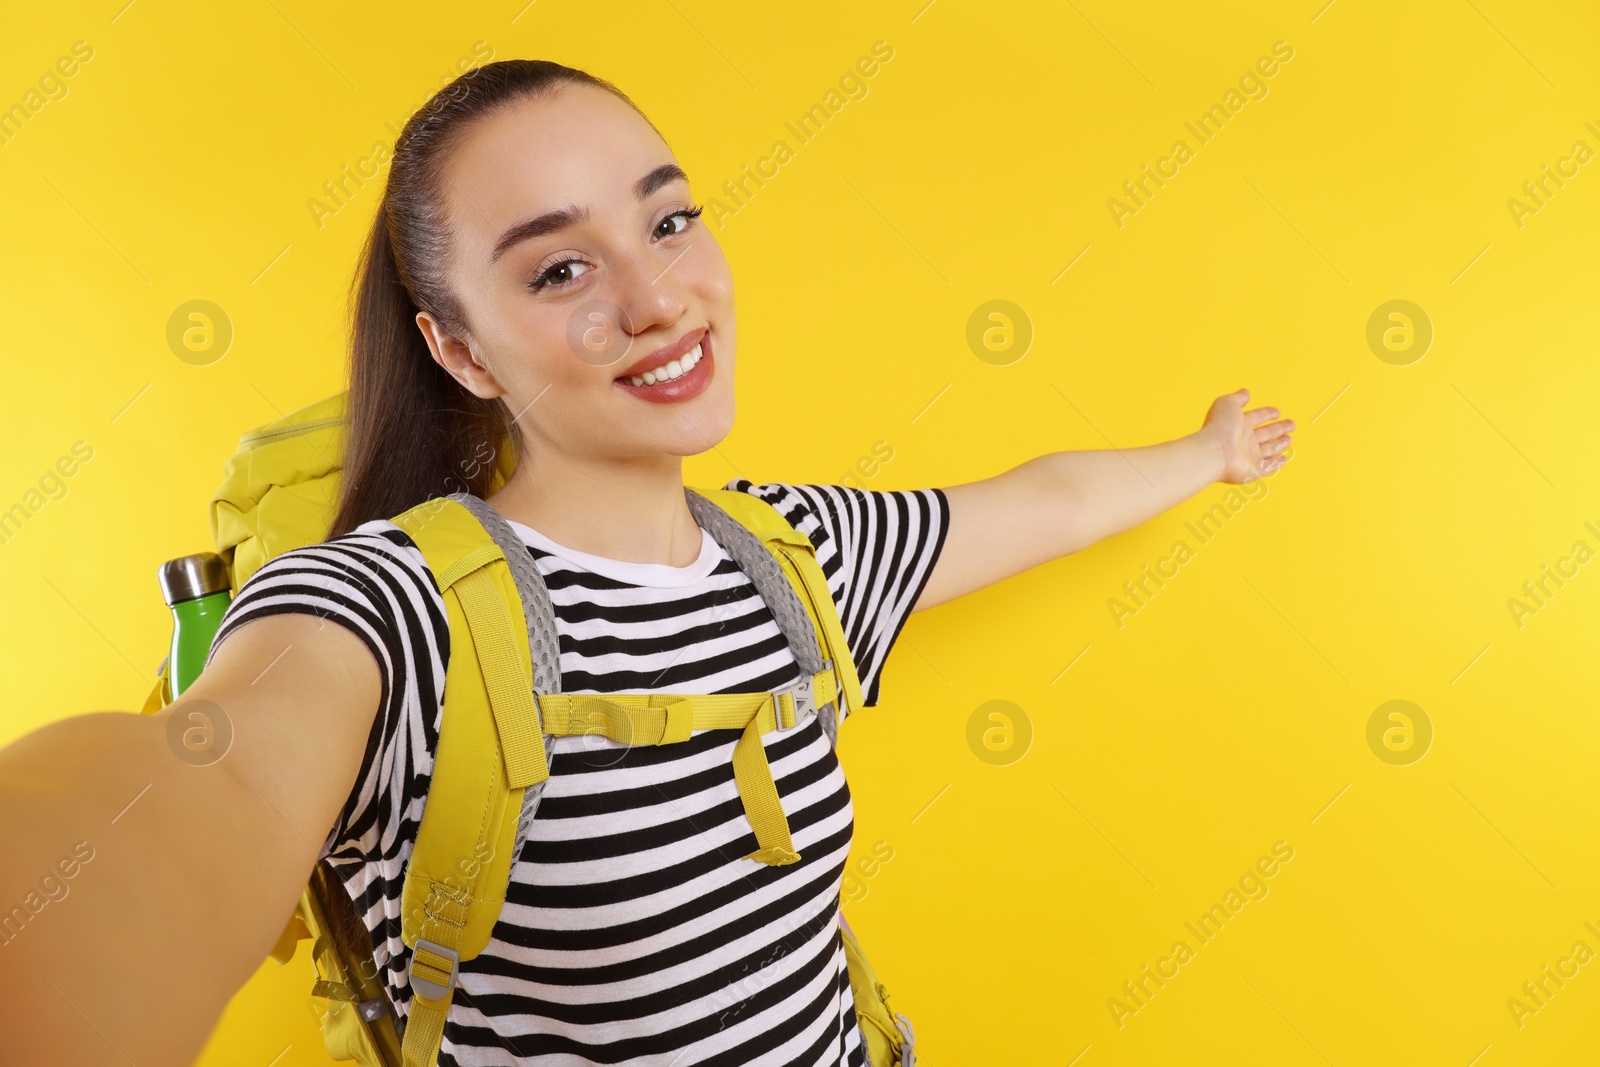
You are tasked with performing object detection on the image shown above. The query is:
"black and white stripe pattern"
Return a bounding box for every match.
[206,481,949,1065]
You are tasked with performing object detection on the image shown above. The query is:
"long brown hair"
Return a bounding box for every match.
[328,60,652,538]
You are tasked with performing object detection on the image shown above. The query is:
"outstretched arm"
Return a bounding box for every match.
[0,613,381,1066]
[914,388,1294,612]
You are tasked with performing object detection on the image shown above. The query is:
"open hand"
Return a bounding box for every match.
[1202,388,1294,484]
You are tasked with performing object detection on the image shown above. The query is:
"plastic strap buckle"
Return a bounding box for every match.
[408,939,460,1002]
[775,658,831,731]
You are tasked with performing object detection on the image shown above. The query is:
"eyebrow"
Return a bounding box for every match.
[488,162,690,265]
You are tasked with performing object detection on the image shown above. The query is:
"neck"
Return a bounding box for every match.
[485,442,702,568]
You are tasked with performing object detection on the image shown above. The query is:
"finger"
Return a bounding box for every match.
[1218,388,1249,409]
[1245,406,1283,426]
[1253,418,1295,439]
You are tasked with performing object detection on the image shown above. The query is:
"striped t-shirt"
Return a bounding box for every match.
[206,480,949,1066]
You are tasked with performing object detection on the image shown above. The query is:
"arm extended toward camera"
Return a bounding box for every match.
[0,613,381,1066]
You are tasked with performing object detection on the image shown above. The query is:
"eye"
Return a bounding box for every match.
[527,257,590,293]
[654,203,703,241]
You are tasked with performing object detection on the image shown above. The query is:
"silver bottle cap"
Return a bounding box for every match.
[158,552,231,605]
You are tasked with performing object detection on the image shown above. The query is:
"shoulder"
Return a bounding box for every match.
[721,479,950,555]
[212,518,448,668]
[721,479,839,554]
[720,479,949,711]
[237,519,435,589]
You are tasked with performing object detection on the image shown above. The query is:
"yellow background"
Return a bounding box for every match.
[3,0,1598,1063]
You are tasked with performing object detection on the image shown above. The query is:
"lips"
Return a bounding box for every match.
[613,326,708,381]
[613,331,714,403]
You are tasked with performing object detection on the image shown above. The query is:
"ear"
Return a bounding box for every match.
[416,311,505,399]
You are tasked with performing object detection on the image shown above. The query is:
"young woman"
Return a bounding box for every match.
[0,59,1292,1066]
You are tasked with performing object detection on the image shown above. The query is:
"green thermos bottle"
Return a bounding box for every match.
[158,552,232,699]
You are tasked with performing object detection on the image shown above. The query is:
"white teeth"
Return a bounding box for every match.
[627,342,702,387]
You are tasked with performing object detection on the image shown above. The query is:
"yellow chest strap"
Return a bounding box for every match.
[537,665,839,865]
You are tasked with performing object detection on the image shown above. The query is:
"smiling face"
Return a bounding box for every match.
[416,82,736,467]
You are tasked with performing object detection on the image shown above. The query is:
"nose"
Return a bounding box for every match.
[606,239,690,345]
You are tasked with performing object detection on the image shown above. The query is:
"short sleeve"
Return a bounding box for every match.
[725,480,949,712]
[201,522,449,866]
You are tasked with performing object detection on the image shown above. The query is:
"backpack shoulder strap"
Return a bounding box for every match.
[388,494,552,1067]
[687,487,867,728]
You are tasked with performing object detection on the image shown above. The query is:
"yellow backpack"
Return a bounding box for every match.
[140,391,917,1067]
